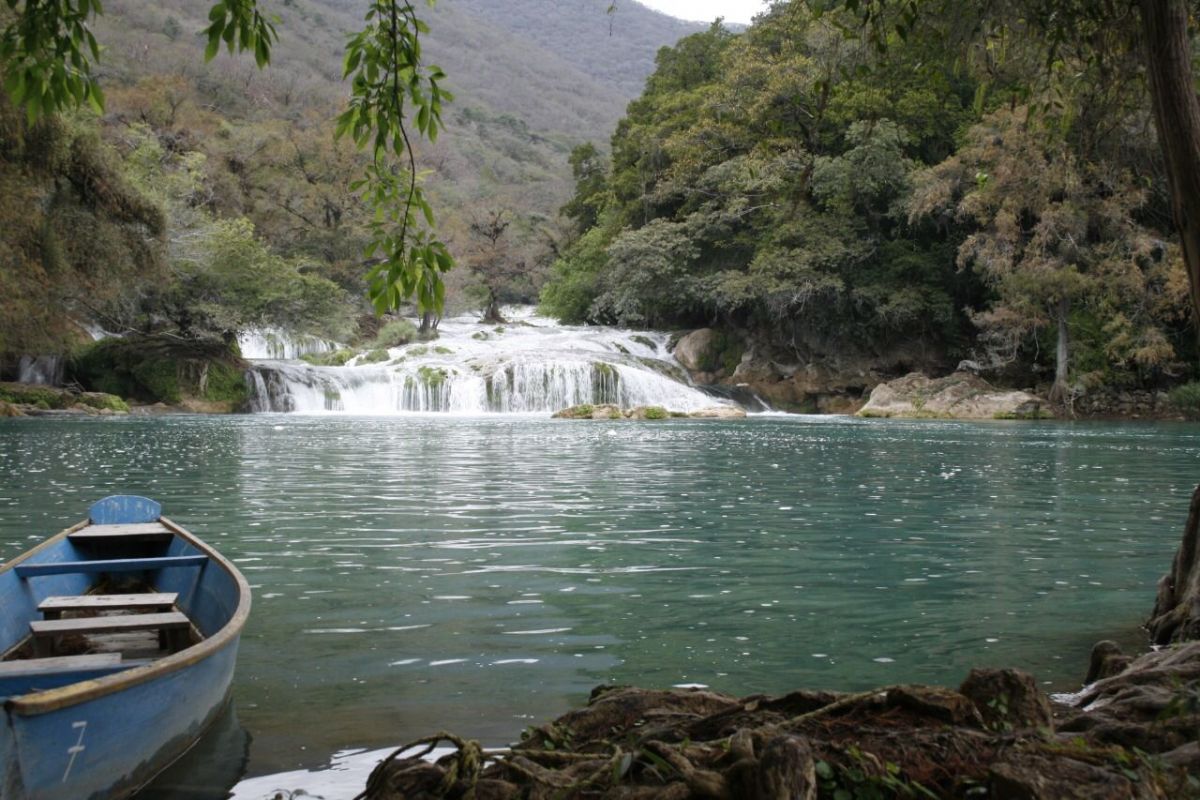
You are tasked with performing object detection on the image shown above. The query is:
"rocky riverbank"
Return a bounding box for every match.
[0,382,129,417]
[666,326,1194,420]
[355,489,1200,800]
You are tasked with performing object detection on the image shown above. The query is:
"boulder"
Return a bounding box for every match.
[673,328,719,372]
[858,372,1050,420]
[689,406,748,419]
[959,668,1053,730]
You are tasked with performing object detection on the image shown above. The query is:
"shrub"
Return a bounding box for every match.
[1169,382,1200,418]
[374,319,418,348]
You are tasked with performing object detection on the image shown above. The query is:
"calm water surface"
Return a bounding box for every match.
[0,414,1196,782]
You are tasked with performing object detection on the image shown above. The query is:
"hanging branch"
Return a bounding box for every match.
[336,0,455,316]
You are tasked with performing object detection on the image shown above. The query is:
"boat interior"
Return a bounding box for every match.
[0,518,220,700]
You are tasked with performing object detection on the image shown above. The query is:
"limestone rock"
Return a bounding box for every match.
[673,328,719,372]
[858,372,1050,420]
[688,406,747,419]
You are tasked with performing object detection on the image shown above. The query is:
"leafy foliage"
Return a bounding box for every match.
[337,0,454,316]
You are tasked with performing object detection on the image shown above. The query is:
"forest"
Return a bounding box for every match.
[0,0,1197,414]
[542,3,1196,408]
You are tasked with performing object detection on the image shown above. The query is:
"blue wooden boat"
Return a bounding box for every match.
[0,496,251,799]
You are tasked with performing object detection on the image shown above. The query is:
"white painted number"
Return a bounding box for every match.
[61,720,87,783]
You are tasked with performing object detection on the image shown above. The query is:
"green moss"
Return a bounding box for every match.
[472,331,490,341]
[131,357,181,403]
[418,366,449,387]
[407,345,429,357]
[643,406,668,420]
[630,335,657,351]
[613,342,630,354]
[359,349,390,364]
[0,383,66,408]
[70,336,246,408]
[76,393,130,412]
[201,361,248,407]
[434,346,454,355]
[301,349,355,367]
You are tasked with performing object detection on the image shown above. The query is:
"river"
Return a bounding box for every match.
[0,412,1195,795]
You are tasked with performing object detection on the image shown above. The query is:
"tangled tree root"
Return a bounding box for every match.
[358,663,1200,800]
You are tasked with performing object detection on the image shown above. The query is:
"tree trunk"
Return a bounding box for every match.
[481,290,505,324]
[1139,0,1200,338]
[1147,483,1200,644]
[1048,298,1069,405]
[418,310,439,335]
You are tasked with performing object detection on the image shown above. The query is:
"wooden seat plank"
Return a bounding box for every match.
[69,523,173,540]
[38,592,178,616]
[15,555,207,578]
[30,612,191,638]
[0,653,121,677]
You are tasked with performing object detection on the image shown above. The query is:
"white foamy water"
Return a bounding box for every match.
[244,307,731,414]
[237,328,340,360]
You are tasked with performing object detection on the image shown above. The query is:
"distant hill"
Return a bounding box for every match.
[441,0,705,99]
[88,0,702,224]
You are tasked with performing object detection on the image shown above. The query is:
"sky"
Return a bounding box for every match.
[637,0,771,25]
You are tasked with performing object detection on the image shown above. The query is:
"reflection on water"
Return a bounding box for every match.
[1,414,1196,794]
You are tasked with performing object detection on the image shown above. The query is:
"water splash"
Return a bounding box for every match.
[237,328,340,360]
[244,308,732,414]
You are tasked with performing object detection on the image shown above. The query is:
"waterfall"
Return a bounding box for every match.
[237,329,339,360]
[243,308,742,415]
[17,355,64,386]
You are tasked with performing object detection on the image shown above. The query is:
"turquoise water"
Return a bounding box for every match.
[0,414,1196,780]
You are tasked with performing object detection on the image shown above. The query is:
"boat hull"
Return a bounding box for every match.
[3,635,240,800]
[0,497,251,800]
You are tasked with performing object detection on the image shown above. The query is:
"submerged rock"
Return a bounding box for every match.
[858,372,1050,420]
[552,404,746,420]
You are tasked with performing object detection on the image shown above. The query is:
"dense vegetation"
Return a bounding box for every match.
[541,5,1195,399]
[1,0,1196,408]
[0,0,696,370]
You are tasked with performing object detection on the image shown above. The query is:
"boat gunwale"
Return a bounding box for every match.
[0,515,251,716]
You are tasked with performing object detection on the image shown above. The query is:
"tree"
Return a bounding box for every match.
[822,0,1200,338]
[0,0,454,318]
[911,106,1187,400]
[464,208,521,323]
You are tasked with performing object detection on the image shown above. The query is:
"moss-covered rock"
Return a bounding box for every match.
[417,366,449,387]
[70,336,247,412]
[359,349,391,364]
[0,382,128,414]
[300,348,355,367]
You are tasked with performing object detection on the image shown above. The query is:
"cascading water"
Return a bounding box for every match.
[238,329,339,360]
[244,308,740,414]
[17,355,64,386]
